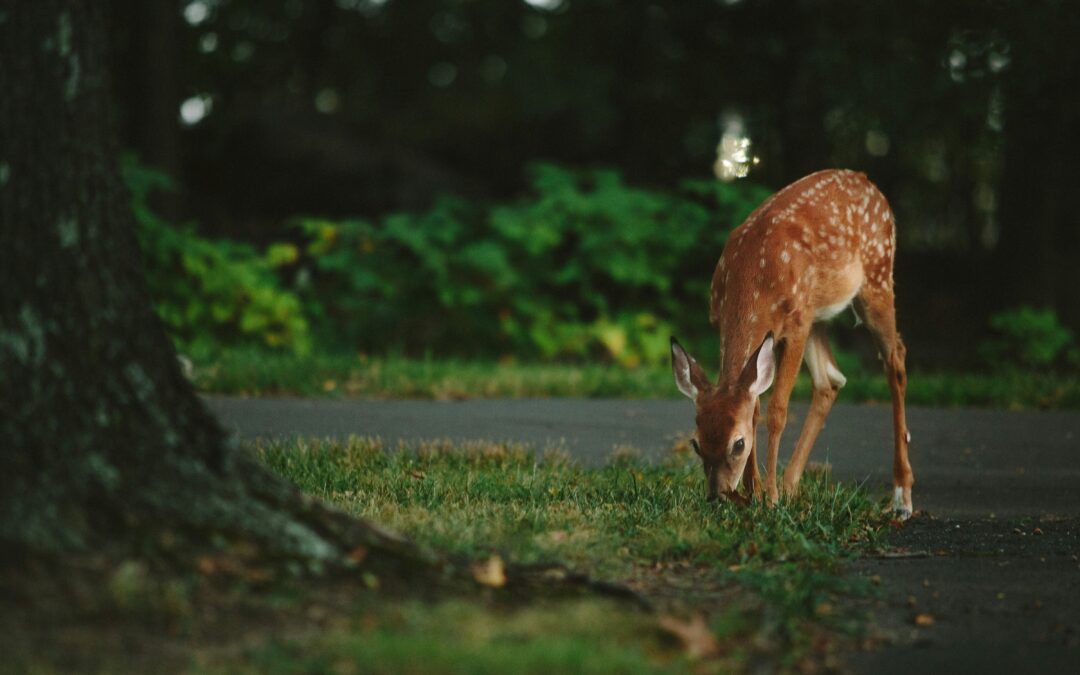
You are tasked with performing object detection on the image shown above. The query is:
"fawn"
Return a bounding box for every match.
[670,169,914,518]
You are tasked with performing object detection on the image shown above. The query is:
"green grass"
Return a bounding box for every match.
[207,437,895,673]
[190,348,1080,409]
[201,599,684,675]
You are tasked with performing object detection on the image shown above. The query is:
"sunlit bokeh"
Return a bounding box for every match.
[183,1,211,27]
[713,114,758,181]
[865,130,890,157]
[336,0,391,13]
[179,95,212,126]
[523,0,565,10]
[315,88,340,114]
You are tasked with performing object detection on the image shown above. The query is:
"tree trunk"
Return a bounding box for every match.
[0,0,431,576]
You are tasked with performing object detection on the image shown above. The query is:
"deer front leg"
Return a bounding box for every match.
[782,324,845,495]
[741,399,762,499]
[763,331,807,505]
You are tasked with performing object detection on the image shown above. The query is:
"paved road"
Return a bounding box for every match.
[205,396,1080,672]
[205,396,1080,517]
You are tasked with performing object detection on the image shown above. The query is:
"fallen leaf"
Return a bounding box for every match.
[348,546,368,564]
[197,556,216,575]
[410,470,425,481]
[658,614,719,659]
[1033,527,1044,535]
[914,613,935,627]
[472,555,507,588]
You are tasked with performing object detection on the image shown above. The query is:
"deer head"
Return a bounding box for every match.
[670,333,776,502]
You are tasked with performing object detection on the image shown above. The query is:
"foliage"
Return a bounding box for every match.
[188,348,1080,409]
[293,164,770,365]
[228,600,680,675]
[123,157,310,356]
[979,306,1076,371]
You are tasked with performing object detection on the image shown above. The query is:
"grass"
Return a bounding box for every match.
[189,348,1080,409]
[10,439,890,673]
[198,599,682,675]
[207,437,895,673]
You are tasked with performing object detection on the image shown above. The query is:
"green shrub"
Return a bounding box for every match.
[123,156,310,356]
[294,163,770,364]
[979,306,1075,371]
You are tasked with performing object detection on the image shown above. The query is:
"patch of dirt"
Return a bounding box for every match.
[848,512,1080,673]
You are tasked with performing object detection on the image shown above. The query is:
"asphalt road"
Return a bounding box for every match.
[204,396,1080,673]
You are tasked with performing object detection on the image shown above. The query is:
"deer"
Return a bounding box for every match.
[670,169,914,519]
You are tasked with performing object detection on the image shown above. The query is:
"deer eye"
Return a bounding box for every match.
[690,438,703,457]
[732,438,745,454]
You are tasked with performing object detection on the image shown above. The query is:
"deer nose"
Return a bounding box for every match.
[707,490,732,504]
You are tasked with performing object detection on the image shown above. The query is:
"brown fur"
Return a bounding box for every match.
[681,170,914,512]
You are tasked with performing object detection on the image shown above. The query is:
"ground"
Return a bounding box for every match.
[207,396,1080,673]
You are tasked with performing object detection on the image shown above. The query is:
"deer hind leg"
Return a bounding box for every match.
[782,324,845,496]
[856,288,914,518]
[763,327,809,505]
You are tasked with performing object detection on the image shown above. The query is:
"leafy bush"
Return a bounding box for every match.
[124,157,310,356]
[294,163,770,365]
[979,306,1076,371]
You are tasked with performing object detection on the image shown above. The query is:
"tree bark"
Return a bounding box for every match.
[0,0,431,576]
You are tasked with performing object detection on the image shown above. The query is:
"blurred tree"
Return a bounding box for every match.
[0,0,436,576]
[110,0,182,219]
[96,0,1080,357]
[995,0,1080,327]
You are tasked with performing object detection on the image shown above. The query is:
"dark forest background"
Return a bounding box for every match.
[105,0,1080,370]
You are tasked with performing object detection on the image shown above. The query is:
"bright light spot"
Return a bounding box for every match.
[199,32,218,53]
[713,113,755,181]
[428,62,457,88]
[336,0,391,14]
[183,1,210,26]
[179,95,212,125]
[523,0,564,10]
[315,88,340,114]
[948,49,966,82]
[865,130,890,157]
[988,52,1010,73]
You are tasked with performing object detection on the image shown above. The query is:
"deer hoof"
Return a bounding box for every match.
[892,486,913,520]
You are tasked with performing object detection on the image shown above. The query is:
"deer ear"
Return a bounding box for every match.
[741,333,776,398]
[670,337,711,400]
